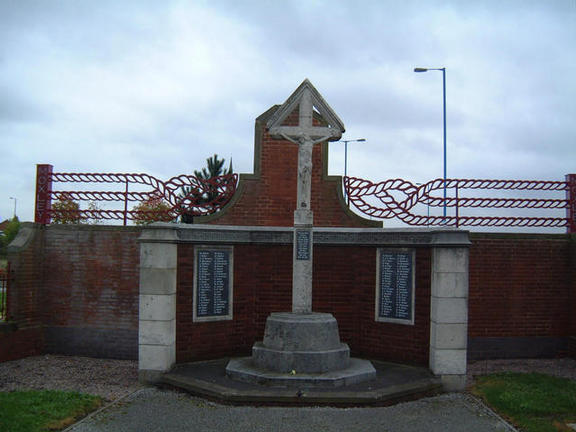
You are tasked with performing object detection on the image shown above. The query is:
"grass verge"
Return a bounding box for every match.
[472,372,576,432]
[0,390,102,432]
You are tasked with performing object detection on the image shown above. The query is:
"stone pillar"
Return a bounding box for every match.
[429,247,469,391]
[138,227,178,383]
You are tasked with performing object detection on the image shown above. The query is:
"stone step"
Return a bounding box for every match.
[252,342,350,373]
[160,358,444,406]
[227,357,375,387]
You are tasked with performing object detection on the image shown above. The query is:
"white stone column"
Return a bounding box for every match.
[293,210,313,313]
[429,247,469,391]
[138,227,178,383]
[292,137,314,313]
[266,81,344,315]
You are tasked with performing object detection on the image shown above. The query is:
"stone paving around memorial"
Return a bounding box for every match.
[2,355,576,431]
[1,355,575,402]
[66,388,515,432]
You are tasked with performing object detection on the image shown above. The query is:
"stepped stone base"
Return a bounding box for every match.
[252,341,350,373]
[260,312,342,351]
[226,312,376,388]
[162,358,442,405]
[226,357,376,388]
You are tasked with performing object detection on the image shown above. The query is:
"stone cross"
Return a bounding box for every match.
[267,80,344,313]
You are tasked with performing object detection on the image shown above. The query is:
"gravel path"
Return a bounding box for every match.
[0,355,141,401]
[467,358,576,385]
[1,354,575,402]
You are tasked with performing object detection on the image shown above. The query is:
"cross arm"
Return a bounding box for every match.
[268,126,342,143]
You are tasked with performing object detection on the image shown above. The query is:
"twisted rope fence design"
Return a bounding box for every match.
[345,176,575,229]
[34,164,576,231]
[35,165,237,224]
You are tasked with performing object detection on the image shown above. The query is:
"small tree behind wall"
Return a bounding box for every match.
[51,193,82,224]
[180,154,233,223]
[132,194,173,225]
[0,217,20,256]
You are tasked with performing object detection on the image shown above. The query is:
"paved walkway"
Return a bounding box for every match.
[66,388,516,432]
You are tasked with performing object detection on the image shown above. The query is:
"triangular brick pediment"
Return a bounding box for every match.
[194,81,380,228]
[266,79,345,142]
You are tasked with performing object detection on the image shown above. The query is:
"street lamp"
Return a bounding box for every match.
[335,138,366,204]
[9,197,17,219]
[414,67,447,218]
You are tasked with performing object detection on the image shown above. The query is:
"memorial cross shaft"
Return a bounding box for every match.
[279,92,334,313]
[291,91,315,313]
[267,80,344,314]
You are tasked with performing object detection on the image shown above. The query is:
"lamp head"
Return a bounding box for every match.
[414,68,428,72]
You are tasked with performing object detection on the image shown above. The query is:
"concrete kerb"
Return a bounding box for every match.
[63,388,146,432]
[463,393,519,432]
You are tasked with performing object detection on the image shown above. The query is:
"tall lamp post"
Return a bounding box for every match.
[414,67,447,218]
[9,197,17,219]
[335,138,366,204]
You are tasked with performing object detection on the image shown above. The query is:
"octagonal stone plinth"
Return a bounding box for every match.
[261,312,342,351]
[226,312,376,387]
[252,341,350,373]
[226,357,376,388]
[251,312,350,373]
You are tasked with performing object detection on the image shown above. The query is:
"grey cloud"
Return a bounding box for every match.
[0,87,46,123]
[0,0,574,222]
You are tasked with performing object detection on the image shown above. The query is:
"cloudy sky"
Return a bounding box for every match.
[1,0,575,225]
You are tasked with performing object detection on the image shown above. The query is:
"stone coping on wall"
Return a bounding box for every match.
[469,232,572,241]
[6,222,39,254]
[139,223,471,248]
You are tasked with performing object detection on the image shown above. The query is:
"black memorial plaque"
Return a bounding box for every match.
[195,248,231,318]
[296,230,311,260]
[378,249,414,323]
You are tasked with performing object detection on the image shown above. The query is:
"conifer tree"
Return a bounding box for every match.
[181,154,233,223]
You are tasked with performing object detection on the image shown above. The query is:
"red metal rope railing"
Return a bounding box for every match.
[34,164,238,224]
[345,175,575,231]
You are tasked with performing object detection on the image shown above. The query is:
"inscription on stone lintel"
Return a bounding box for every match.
[376,248,415,325]
[194,246,233,322]
[295,230,311,260]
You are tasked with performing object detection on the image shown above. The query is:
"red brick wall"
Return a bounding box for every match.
[0,328,44,362]
[1,225,142,361]
[41,226,140,330]
[0,225,44,362]
[176,244,292,362]
[468,233,574,358]
[40,226,141,358]
[176,244,431,366]
[177,234,575,364]
[199,108,377,228]
[313,247,431,365]
[469,234,571,338]
[3,224,574,364]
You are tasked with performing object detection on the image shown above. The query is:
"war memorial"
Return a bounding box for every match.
[2,80,575,405]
